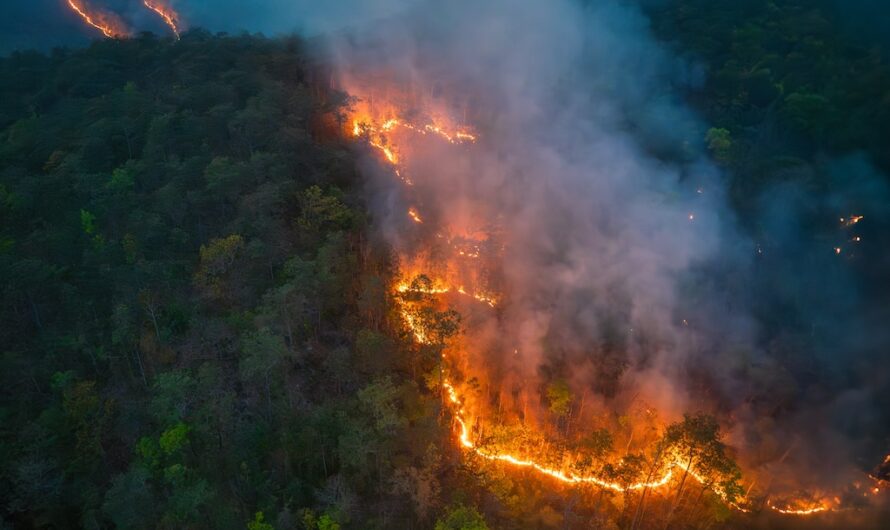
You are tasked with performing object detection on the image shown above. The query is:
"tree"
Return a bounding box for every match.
[194,234,245,299]
[102,467,156,530]
[296,185,352,236]
[239,328,291,417]
[149,370,195,424]
[545,379,573,418]
[247,511,274,530]
[783,92,833,138]
[357,377,403,435]
[660,414,741,528]
[434,505,489,530]
[705,127,733,164]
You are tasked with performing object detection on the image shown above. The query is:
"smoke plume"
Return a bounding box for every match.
[322,0,890,518]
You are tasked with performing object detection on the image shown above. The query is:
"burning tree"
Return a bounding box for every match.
[659,414,742,526]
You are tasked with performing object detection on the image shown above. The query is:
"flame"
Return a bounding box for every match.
[348,89,850,519]
[407,281,837,515]
[350,114,475,170]
[840,215,864,227]
[442,378,677,492]
[767,500,829,515]
[408,208,423,224]
[66,0,129,38]
[397,281,497,307]
[143,0,182,38]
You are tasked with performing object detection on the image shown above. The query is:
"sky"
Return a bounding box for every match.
[0,0,415,54]
[3,0,888,55]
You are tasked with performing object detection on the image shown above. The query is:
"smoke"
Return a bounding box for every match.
[332,0,739,416]
[324,0,890,516]
[178,0,416,37]
[3,0,889,519]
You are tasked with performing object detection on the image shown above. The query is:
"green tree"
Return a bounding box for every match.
[704,127,733,164]
[545,379,573,418]
[434,505,489,530]
[247,511,274,530]
[102,467,156,530]
[297,185,352,235]
[194,234,245,298]
[661,414,741,526]
[239,328,291,417]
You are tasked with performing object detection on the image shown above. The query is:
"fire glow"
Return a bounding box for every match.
[66,0,129,38]
[408,207,423,224]
[350,97,848,519]
[143,0,182,38]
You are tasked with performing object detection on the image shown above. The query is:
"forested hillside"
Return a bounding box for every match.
[0,31,467,529]
[2,1,890,529]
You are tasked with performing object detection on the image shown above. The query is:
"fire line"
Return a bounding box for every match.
[143,0,182,38]
[352,103,846,518]
[66,0,129,38]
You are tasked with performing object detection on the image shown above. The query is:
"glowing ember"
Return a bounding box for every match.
[348,92,847,519]
[143,0,182,38]
[442,379,677,492]
[415,283,837,515]
[767,500,829,515]
[840,215,864,227]
[66,0,129,38]
[350,114,475,169]
[397,280,497,307]
[408,207,423,224]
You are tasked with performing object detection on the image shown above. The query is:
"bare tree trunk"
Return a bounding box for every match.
[27,292,42,331]
[133,349,148,387]
[663,457,694,530]
[631,445,665,530]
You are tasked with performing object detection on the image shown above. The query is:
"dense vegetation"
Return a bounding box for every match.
[0,31,450,529]
[2,1,889,528]
[647,0,890,205]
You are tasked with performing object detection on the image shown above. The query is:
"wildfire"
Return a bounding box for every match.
[840,215,864,227]
[397,280,498,307]
[408,207,423,224]
[406,279,841,515]
[351,114,475,168]
[442,379,677,492]
[370,117,476,145]
[767,500,829,515]
[66,0,129,38]
[349,92,847,519]
[143,0,182,38]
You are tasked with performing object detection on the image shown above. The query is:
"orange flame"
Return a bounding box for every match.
[66,0,129,38]
[350,93,844,518]
[408,208,424,224]
[143,0,182,38]
[351,115,475,168]
[767,500,829,515]
[409,284,839,516]
[840,215,864,227]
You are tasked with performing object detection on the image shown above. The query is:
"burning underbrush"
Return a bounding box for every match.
[321,2,890,522]
[327,69,890,522]
[65,0,182,39]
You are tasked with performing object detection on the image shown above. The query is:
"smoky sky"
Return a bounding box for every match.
[326,0,890,518]
[0,0,416,54]
[5,0,890,54]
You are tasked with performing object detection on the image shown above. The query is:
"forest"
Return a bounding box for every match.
[2,1,890,529]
